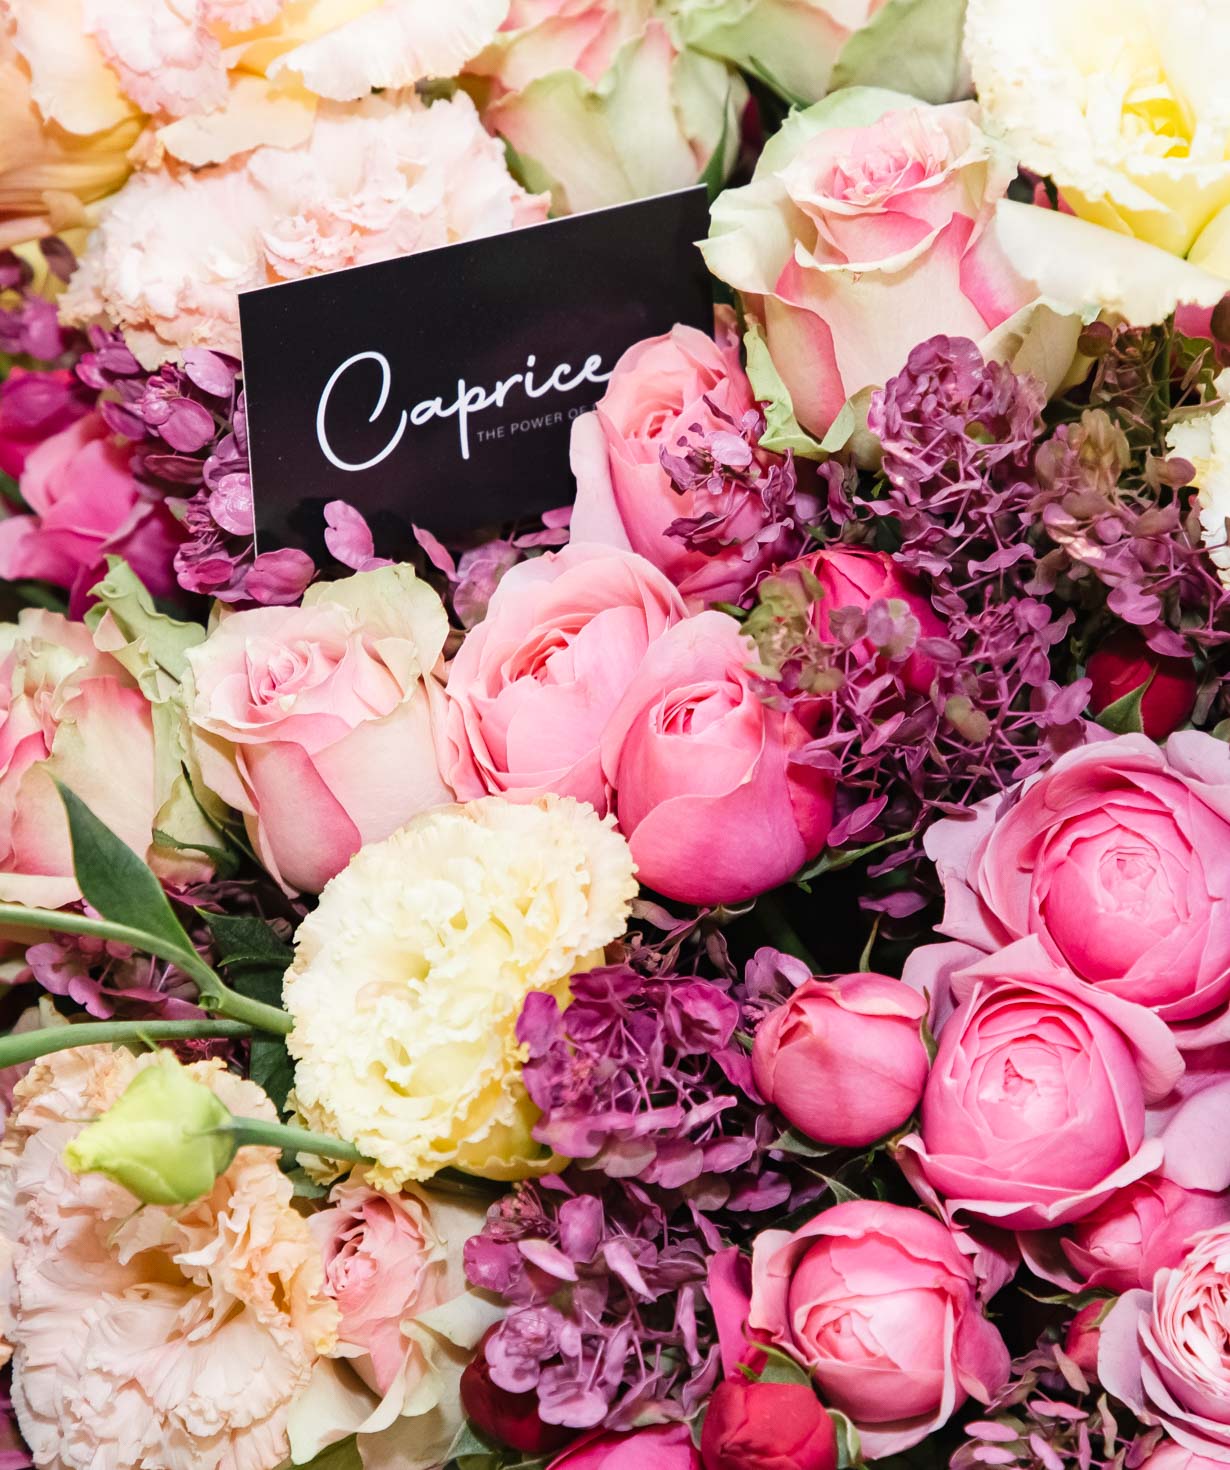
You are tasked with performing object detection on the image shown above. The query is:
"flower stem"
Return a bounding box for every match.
[0,1019,254,1069]
[224,1118,366,1163]
[755,891,820,972]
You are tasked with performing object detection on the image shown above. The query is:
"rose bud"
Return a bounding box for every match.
[701,1378,837,1470]
[1086,628,1196,739]
[1064,1301,1105,1378]
[549,1424,701,1468]
[752,974,929,1147]
[461,1326,575,1455]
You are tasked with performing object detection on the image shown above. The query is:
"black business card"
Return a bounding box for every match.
[239,185,713,555]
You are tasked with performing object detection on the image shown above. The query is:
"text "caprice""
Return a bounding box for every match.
[315,349,612,471]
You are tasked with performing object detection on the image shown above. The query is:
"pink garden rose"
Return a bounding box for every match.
[924,732,1230,1043]
[752,973,929,1147]
[899,938,1183,1229]
[571,312,779,607]
[784,547,947,694]
[0,413,182,612]
[600,610,834,904]
[1139,1446,1230,1470]
[1100,1223,1230,1461]
[547,1424,700,1469]
[186,565,453,894]
[748,1200,1010,1457]
[700,1376,837,1470]
[702,92,1032,440]
[442,543,686,812]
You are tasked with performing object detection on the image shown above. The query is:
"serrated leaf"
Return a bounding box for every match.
[1095,679,1149,734]
[201,912,293,978]
[201,912,294,1111]
[56,781,201,975]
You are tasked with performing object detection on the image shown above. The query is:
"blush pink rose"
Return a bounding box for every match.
[924,732,1230,1043]
[571,312,785,607]
[752,973,929,1147]
[748,1200,1010,1458]
[702,96,1033,440]
[0,413,183,612]
[784,547,947,694]
[311,1179,446,1398]
[0,368,90,479]
[548,1424,700,1469]
[185,565,453,894]
[442,543,686,813]
[898,937,1183,1230]
[600,610,834,905]
[1100,1223,1230,1461]
[1139,1446,1230,1470]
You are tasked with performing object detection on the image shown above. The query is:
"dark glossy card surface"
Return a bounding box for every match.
[240,185,713,555]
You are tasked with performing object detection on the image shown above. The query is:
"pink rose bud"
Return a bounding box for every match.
[1063,1302,1104,1378]
[700,1378,837,1470]
[548,1424,701,1469]
[461,1326,575,1455]
[1087,629,1196,738]
[752,974,929,1147]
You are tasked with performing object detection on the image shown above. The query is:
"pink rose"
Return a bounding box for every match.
[1100,1223,1230,1461]
[571,313,786,607]
[0,368,89,479]
[752,973,929,1147]
[899,938,1183,1229]
[700,1377,837,1470]
[924,732,1230,1042]
[0,610,208,909]
[703,96,1032,440]
[548,1424,701,1469]
[1064,1302,1105,1379]
[600,611,834,904]
[785,547,947,694]
[0,413,183,612]
[185,565,453,894]
[311,1180,446,1397]
[748,1200,1010,1457]
[442,544,686,812]
[1139,1446,1230,1470]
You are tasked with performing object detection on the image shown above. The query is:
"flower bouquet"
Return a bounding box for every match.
[3,2,1230,1470]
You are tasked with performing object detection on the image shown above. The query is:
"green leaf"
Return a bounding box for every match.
[743,1344,814,1389]
[55,781,203,976]
[830,0,968,105]
[201,913,294,1110]
[443,1423,502,1463]
[772,1127,836,1159]
[744,321,827,459]
[1095,678,1149,735]
[829,1409,863,1470]
[201,913,293,977]
[293,1436,363,1470]
[796,829,915,890]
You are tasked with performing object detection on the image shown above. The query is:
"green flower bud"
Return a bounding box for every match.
[63,1053,237,1205]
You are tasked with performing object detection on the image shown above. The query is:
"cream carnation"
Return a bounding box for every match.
[283,795,637,1189]
[1167,372,1230,587]
[0,1045,338,1470]
[61,90,548,365]
[966,0,1230,268]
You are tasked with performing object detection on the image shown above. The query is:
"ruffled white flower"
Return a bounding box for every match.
[1167,370,1230,586]
[283,795,637,1190]
[966,0,1230,269]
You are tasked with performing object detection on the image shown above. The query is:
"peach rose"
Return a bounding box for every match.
[185,564,453,894]
[442,544,687,812]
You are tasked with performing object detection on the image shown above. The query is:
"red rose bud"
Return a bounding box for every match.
[460,1327,575,1455]
[701,1378,837,1470]
[1087,629,1197,740]
[1063,1302,1105,1380]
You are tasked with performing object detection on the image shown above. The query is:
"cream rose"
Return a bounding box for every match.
[967,0,1230,271]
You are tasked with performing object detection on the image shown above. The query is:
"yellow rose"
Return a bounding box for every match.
[967,0,1230,267]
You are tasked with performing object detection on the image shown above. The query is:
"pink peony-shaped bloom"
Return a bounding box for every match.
[899,937,1183,1230]
[442,544,687,812]
[0,413,183,613]
[783,546,947,694]
[0,369,90,480]
[0,1045,338,1470]
[1100,1223,1230,1461]
[924,731,1230,1044]
[547,1424,701,1469]
[599,610,834,904]
[749,1200,1010,1458]
[185,565,453,894]
[570,311,770,607]
[702,94,1033,441]
[62,90,548,366]
[0,609,210,909]
[752,973,929,1147]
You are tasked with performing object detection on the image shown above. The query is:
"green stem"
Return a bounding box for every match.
[0,1019,253,1068]
[0,903,293,1036]
[225,1118,366,1163]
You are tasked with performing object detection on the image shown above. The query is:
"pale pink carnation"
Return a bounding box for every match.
[62,90,549,365]
[0,1045,338,1470]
